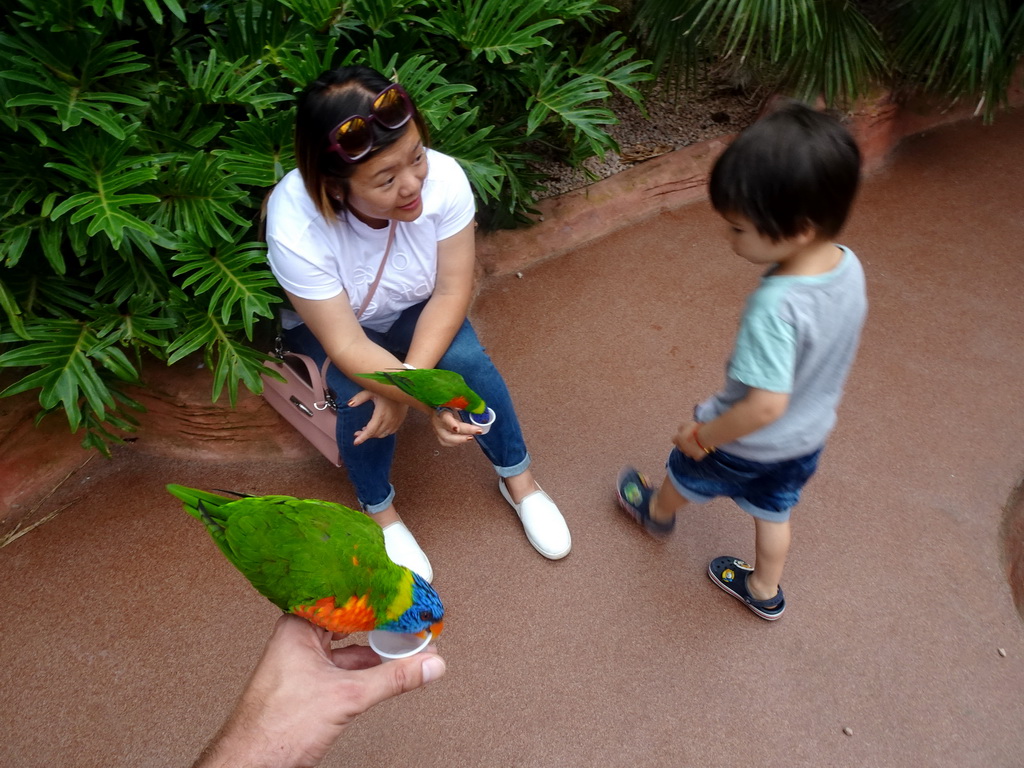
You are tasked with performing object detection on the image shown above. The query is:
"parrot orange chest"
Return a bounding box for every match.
[292,595,377,633]
[443,395,470,410]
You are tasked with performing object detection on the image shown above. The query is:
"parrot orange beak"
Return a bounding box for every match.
[416,620,444,641]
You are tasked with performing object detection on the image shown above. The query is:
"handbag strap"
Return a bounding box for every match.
[355,220,397,319]
[306,220,397,406]
[320,356,333,405]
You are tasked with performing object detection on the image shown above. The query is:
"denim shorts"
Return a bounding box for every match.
[666,446,823,522]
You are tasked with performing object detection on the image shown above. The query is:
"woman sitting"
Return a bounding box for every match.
[265,66,571,581]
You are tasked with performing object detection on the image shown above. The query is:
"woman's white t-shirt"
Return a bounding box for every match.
[266,149,475,332]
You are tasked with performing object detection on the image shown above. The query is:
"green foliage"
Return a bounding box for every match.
[893,0,1024,117]
[632,0,1023,117]
[0,0,652,452]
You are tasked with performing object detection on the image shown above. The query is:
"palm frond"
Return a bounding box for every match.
[573,31,654,111]
[146,151,250,245]
[170,230,280,338]
[427,0,564,64]
[88,0,187,24]
[0,318,139,431]
[430,110,503,204]
[165,307,274,403]
[0,27,150,138]
[784,1,888,105]
[213,113,295,188]
[45,127,160,249]
[173,49,292,115]
[525,61,618,159]
[895,0,1012,119]
[0,277,28,338]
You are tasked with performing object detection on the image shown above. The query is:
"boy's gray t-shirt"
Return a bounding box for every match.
[695,245,867,462]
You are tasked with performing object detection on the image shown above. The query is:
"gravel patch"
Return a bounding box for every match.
[535,83,762,199]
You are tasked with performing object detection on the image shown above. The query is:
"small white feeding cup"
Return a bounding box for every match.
[368,629,432,659]
[468,407,497,435]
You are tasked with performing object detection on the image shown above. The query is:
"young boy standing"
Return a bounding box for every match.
[616,101,867,621]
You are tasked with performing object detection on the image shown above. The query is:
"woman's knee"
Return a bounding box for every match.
[439,323,490,372]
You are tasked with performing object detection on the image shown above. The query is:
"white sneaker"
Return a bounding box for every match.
[382,521,433,583]
[499,479,572,560]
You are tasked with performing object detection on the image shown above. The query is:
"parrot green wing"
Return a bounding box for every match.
[167,486,417,630]
[357,368,486,413]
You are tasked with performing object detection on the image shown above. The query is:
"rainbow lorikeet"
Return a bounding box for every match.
[166,485,444,639]
[357,368,486,414]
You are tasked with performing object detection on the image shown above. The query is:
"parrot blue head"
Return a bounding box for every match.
[381,572,445,638]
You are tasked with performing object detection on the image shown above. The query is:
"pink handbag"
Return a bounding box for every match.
[261,348,341,466]
[260,222,396,467]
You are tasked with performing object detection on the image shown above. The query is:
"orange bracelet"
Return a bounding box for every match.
[692,424,714,454]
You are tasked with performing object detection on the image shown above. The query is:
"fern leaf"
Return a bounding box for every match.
[0,319,139,432]
[164,307,270,404]
[146,151,249,246]
[170,230,280,337]
[212,113,295,188]
[427,0,564,64]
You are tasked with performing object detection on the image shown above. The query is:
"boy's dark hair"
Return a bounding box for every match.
[709,100,861,241]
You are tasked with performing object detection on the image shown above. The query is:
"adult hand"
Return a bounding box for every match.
[431,407,481,447]
[673,420,709,462]
[193,615,446,768]
[348,390,409,445]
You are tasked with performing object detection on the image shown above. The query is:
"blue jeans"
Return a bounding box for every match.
[283,302,530,513]
[666,446,822,522]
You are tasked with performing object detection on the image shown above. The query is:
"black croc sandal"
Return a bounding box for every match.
[708,556,785,621]
[616,467,675,537]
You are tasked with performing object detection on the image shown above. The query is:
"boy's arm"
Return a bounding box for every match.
[675,387,789,461]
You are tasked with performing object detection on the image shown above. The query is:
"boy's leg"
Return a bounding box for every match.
[748,517,790,604]
[616,467,688,537]
[651,479,689,525]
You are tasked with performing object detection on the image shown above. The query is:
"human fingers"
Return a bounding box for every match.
[673,422,708,462]
[330,643,441,671]
[346,389,374,408]
[334,652,447,716]
[352,399,390,445]
[329,643,383,670]
[376,400,408,435]
[432,409,480,446]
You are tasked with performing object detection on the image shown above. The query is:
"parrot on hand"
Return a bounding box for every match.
[357,368,486,414]
[166,485,444,640]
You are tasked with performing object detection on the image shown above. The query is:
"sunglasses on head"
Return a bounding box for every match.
[325,83,414,163]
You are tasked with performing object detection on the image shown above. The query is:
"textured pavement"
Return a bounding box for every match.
[2,108,1023,768]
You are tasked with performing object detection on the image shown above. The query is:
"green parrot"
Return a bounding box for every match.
[357,368,486,414]
[166,485,444,639]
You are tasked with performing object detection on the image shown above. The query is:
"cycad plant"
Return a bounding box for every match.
[0,0,652,453]
[633,0,1024,118]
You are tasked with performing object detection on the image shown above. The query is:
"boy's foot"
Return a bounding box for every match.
[615,467,675,537]
[708,556,785,620]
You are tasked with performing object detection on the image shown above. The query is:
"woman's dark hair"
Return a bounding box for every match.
[294,66,429,219]
[709,100,861,241]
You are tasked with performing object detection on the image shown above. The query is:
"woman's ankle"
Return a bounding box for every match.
[372,505,401,528]
[502,469,538,504]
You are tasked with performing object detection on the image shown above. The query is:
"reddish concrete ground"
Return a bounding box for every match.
[2,109,1023,768]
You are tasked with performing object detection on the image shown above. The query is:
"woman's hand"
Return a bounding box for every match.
[431,407,481,447]
[347,390,409,445]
